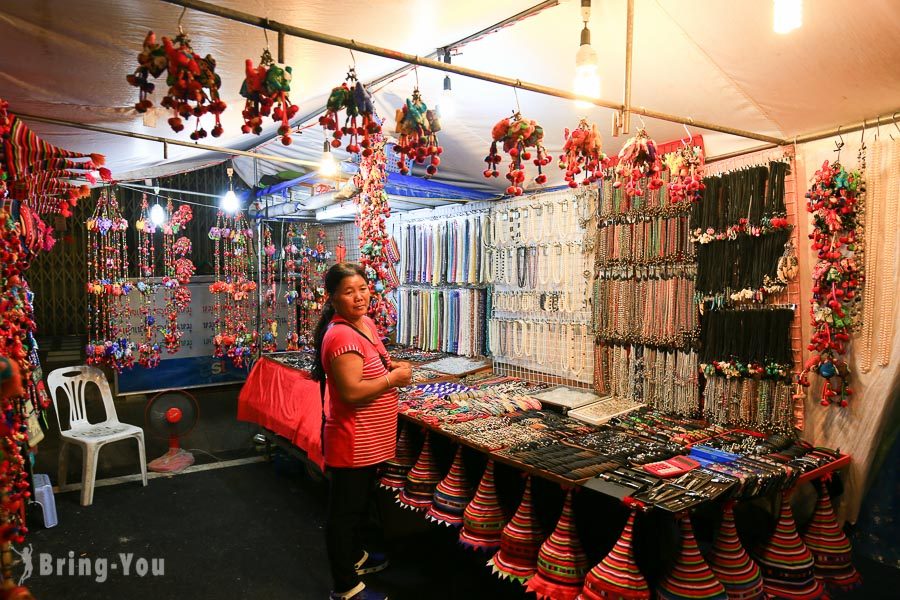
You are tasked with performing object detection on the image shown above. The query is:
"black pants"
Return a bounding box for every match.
[326,465,382,593]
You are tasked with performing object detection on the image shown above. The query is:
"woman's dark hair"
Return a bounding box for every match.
[310,262,369,382]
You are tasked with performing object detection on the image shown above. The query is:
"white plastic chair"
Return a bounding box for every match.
[47,366,148,506]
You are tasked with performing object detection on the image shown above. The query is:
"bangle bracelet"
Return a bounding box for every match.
[385,374,392,388]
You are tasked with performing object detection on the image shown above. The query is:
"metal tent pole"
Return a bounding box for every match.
[14,112,319,171]
[161,0,784,145]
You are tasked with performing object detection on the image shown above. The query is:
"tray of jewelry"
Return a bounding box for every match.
[567,396,645,426]
[265,351,316,372]
[419,355,493,376]
[530,386,605,410]
[387,345,448,363]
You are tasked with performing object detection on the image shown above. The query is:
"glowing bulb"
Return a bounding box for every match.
[574,28,601,108]
[149,203,166,226]
[773,0,802,34]
[318,150,338,177]
[220,190,240,214]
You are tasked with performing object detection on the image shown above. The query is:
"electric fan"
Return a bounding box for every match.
[145,390,199,473]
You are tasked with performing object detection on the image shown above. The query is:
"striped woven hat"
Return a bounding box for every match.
[489,476,546,583]
[754,494,827,600]
[459,460,507,551]
[396,432,441,511]
[526,489,590,600]
[801,481,861,593]
[380,423,417,490]
[709,501,764,600]
[657,514,727,600]
[578,509,650,600]
[427,445,474,527]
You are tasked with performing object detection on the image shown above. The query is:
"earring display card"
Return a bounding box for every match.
[420,355,492,376]
[568,396,645,426]
[531,386,604,410]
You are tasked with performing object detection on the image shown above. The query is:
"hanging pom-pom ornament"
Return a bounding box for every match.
[319,68,381,156]
[484,111,551,196]
[614,128,663,200]
[663,143,706,203]
[127,28,226,138]
[239,47,299,145]
[393,88,443,177]
[558,118,606,188]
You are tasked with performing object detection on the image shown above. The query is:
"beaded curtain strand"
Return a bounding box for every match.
[208,210,258,367]
[85,187,136,371]
[134,195,161,368]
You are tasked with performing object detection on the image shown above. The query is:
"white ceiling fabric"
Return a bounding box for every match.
[1,0,898,190]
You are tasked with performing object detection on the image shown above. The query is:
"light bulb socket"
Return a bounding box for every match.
[443,75,452,92]
[580,24,591,46]
[322,140,331,153]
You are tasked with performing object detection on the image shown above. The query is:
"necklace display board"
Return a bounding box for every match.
[700,148,803,432]
[489,187,596,388]
[592,162,702,414]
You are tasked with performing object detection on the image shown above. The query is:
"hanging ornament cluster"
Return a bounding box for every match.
[0,208,38,547]
[282,225,300,351]
[484,112,551,196]
[354,136,398,336]
[240,47,298,145]
[161,202,194,354]
[319,68,382,156]
[393,88,443,176]
[802,160,864,407]
[85,188,136,372]
[663,143,706,203]
[295,226,316,348]
[127,30,226,138]
[134,195,162,368]
[261,225,278,353]
[1,100,111,219]
[615,128,663,198]
[208,211,258,366]
[558,118,606,188]
[297,227,330,346]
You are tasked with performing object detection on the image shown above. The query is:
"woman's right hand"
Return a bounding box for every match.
[389,363,413,387]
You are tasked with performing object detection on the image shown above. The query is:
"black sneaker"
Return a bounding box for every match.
[354,550,390,575]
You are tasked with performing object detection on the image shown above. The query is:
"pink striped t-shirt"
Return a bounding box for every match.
[321,315,398,468]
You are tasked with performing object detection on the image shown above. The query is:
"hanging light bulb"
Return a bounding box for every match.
[437,48,456,120]
[220,190,239,214]
[574,0,601,108]
[220,165,240,213]
[773,0,802,34]
[149,202,166,226]
[318,140,338,177]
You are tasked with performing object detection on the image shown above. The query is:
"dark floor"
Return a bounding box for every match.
[15,450,900,600]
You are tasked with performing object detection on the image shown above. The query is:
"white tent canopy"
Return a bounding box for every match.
[2,0,899,191]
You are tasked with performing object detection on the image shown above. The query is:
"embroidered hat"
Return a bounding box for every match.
[489,476,546,583]
[526,489,590,600]
[427,445,474,527]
